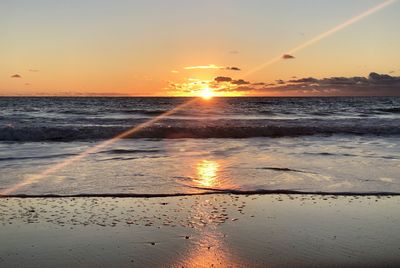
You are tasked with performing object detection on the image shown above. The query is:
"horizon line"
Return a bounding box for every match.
[0,95,399,98]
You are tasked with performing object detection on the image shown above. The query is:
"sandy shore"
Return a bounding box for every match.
[1,194,400,267]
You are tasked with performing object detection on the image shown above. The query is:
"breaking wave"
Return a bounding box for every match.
[1,118,400,141]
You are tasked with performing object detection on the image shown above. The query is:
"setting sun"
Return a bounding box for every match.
[199,87,214,100]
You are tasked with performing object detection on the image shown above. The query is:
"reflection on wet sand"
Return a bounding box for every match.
[173,197,244,267]
[173,160,244,266]
[174,230,242,268]
[174,160,245,266]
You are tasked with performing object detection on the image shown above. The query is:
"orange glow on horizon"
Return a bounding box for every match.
[168,79,245,97]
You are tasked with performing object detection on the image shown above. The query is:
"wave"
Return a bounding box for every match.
[377,107,400,113]
[120,109,168,115]
[100,149,163,154]
[1,122,400,141]
[0,153,77,161]
[258,110,276,115]
[256,167,313,173]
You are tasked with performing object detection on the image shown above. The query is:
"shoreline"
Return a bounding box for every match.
[2,190,400,198]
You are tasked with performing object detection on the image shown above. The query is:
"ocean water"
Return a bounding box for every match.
[0,97,399,196]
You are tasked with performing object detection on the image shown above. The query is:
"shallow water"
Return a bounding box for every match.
[1,97,399,196]
[1,136,399,195]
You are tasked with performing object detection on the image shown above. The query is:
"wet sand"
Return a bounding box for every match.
[1,194,400,267]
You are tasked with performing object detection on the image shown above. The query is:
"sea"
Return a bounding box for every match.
[0,97,399,196]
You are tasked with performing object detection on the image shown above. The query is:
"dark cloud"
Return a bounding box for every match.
[225,66,241,71]
[11,74,21,78]
[232,79,250,85]
[368,72,400,84]
[321,76,367,85]
[276,79,285,84]
[229,50,239,54]
[213,72,400,96]
[282,54,295,59]
[214,76,232,83]
[289,77,318,83]
[267,72,400,96]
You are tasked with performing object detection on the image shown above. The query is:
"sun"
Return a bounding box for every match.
[199,87,214,100]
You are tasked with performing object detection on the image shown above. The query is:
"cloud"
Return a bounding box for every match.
[232,79,250,85]
[184,64,225,70]
[169,72,400,96]
[276,79,285,84]
[211,72,400,96]
[289,77,318,83]
[368,72,399,84]
[282,54,295,59]
[11,74,21,78]
[229,50,239,54]
[171,70,179,74]
[184,64,241,71]
[29,69,39,72]
[225,66,241,71]
[214,76,232,82]
[268,72,400,95]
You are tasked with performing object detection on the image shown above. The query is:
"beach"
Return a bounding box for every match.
[1,194,400,267]
[1,97,400,267]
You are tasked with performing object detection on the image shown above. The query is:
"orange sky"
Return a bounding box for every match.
[1,0,399,96]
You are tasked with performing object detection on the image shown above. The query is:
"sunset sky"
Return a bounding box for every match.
[1,0,400,96]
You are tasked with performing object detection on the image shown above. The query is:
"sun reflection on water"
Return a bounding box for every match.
[194,160,220,188]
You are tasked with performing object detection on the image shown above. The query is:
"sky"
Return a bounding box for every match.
[1,0,400,96]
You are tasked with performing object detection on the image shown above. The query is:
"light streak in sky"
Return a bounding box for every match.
[243,0,396,78]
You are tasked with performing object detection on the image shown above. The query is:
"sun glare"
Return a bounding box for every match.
[199,87,214,100]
